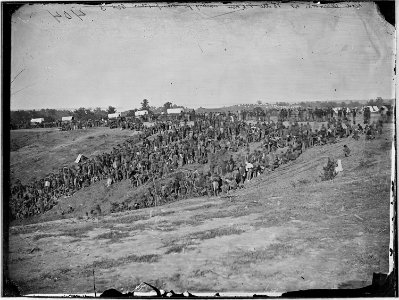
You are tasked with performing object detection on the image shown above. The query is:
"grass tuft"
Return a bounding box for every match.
[165,244,188,254]
[95,230,130,240]
[93,254,160,270]
[162,226,245,255]
[187,227,245,241]
[32,233,57,241]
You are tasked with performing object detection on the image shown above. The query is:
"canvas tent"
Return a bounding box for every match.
[365,106,379,113]
[371,106,379,112]
[135,110,148,116]
[75,154,89,163]
[167,108,184,114]
[62,116,74,121]
[31,118,44,124]
[108,112,121,119]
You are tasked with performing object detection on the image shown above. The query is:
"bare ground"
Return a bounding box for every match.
[8,123,393,295]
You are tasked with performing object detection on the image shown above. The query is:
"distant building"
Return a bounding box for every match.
[364,106,379,113]
[167,107,184,114]
[135,110,148,117]
[108,112,121,119]
[30,118,44,124]
[61,116,74,122]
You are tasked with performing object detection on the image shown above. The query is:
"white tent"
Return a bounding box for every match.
[108,112,121,119]
[135,110,148,116]
[75,154,88,163]
[62,116,74,121]
[365,106,379,113]
[31,118,44,123]
[167,108,184,114]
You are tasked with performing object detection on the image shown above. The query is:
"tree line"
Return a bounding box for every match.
[292,97,387,108]
[10,97,389,126]
[10,106,117,125]
[10,99,186,126]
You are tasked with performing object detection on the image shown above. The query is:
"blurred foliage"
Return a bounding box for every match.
[321,157,337,181]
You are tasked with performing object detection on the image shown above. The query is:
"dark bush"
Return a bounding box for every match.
[321,157,337,181]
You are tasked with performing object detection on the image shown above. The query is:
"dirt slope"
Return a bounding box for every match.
[8,124,393,295]
[10,128,140,184]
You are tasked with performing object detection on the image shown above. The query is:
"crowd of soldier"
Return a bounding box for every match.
[9,107,384,220]
[109,116,384,212]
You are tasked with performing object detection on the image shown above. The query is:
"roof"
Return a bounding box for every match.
[167,108,184,114]
[108,113,121,119]
[31,118,44,123]
[135,110,148,116]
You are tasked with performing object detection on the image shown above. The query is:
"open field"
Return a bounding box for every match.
[8,123,393,295]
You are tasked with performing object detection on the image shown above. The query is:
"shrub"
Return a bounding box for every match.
[321,157,337,181]
[297,178,311,185]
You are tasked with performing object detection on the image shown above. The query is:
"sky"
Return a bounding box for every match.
[10,2,395,111]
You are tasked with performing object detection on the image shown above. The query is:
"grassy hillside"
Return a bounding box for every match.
[10,128,140,184]
[8,124,393,295]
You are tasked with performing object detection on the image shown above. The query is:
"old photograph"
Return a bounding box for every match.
[4,1,396,297]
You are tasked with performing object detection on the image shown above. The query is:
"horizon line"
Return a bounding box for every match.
[10,98,395,112]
